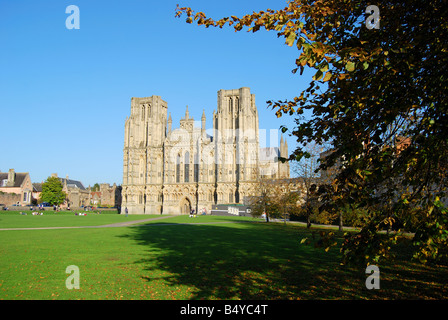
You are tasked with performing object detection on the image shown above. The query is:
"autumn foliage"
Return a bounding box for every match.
[176,0,448,265]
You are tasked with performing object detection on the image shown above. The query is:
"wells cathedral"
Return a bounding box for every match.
[122,87,289,214]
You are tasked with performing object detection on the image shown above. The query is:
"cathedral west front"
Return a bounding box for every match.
[122,87,289,214]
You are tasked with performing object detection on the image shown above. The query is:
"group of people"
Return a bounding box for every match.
[189,207,207,217]
[18,211,44,215]
[32,204,62,211]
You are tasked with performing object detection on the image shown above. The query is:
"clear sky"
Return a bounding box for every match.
[0,0,313,187]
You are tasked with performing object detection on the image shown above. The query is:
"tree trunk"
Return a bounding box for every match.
[306,199,312,228]
[339,211,344,232]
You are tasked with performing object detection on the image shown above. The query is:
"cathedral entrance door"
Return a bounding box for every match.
[180,197,191,214]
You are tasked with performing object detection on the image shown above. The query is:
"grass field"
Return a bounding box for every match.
[0,210,160,228]
[0,212,447,300]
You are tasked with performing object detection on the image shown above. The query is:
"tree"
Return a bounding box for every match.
[268,178,303,224]
[40,176,67,206]
[247,176,274,222]
[291,141,327,229]
[247,175,300,223]
[176,0,448,264]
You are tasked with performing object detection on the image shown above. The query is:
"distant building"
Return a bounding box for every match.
[90,183,122,208]
[46,173,90,208]
[50,174,121,209]
[0,169,33,206]
[32,183,43,204]
[259,135,290,179]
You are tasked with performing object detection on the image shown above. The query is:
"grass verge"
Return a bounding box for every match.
[0,214,447,300]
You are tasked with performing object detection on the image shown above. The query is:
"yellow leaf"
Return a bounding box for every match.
[285,32,296,46]
[313,70,323,81]
[322,71,332,82]
[345,61,355,72]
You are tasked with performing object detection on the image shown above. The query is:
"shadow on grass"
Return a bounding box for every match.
[120,221,367,299]
[120,221,448,300]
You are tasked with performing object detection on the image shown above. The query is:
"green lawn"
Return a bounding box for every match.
[0,213,447,300]
[0,211,161,228]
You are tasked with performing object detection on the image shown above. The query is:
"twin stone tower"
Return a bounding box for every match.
[122,87,289,215]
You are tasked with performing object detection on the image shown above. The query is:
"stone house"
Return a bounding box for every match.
[0,169,33,206]
[90,183,122,207]
[47,174,90,208]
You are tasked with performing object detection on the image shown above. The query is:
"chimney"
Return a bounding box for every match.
[7,169,15,186]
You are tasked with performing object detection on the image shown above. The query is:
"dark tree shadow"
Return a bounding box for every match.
[120,221,362,299]
[119,221,448,300]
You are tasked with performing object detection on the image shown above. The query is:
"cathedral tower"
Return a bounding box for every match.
[123,95,167,214]
[122,87,288,214]
[213,87,260,204]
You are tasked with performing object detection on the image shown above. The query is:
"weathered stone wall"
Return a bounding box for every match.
[0,192,21,206]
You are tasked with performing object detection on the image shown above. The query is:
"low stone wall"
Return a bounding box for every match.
[0,193,21,207]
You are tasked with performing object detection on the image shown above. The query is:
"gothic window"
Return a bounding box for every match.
[229,97,232,115]
[194,153,199,182]
[176,154,181,183]
[229,192,234,203]
[184,152,190,183]
[139,158,145,183]
[141,105,145,121]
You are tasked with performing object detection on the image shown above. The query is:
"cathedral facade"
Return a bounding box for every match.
[122,87,289,214]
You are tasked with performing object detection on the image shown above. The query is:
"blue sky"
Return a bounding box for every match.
[0,0,313,187]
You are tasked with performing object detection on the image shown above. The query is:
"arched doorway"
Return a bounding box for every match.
[180,197,191,214]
